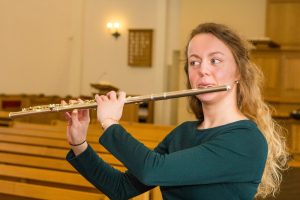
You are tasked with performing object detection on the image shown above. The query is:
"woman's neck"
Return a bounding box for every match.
[199,97,246,129]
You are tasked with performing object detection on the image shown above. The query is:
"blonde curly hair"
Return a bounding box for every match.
[184,23,289,198]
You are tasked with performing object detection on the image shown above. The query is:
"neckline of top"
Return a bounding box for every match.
[194,119,253,132]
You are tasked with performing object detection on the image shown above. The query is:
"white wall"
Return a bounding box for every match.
[0,0,76,96]
[0,0,168,96]
[81,0,168,96]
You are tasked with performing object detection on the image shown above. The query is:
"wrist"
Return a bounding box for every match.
[69,140,86,146]
[101,118,119,130]
[71,141,88,156]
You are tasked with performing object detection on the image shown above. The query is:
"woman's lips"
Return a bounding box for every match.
[197,84,215,88]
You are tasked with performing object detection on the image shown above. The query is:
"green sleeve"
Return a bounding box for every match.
[66,144,155,200]
[100,124,267,186]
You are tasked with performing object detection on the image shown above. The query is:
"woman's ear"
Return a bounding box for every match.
[235,71,241,82]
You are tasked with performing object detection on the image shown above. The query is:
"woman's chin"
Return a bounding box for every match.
[197,93,217,103]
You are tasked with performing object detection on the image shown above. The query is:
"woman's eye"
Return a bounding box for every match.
[189,61,200,67]
[211,58,221,64]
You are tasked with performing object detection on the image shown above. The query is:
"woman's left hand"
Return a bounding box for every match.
[63,99,90,155]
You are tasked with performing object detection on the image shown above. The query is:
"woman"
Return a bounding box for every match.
[65,23,288,200]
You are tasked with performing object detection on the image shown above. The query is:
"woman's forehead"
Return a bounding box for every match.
[187,34,232,56]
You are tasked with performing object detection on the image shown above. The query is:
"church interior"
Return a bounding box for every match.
[0,0,299,199]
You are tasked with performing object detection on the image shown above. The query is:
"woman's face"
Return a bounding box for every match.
[187,33,239,104]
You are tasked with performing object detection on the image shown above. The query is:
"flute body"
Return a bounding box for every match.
[9,85,231,119]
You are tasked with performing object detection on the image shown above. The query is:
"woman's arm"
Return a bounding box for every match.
[100,124,268,186]
[67,144,155,200]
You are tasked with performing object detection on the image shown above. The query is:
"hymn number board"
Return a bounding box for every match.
[128,29,153,67]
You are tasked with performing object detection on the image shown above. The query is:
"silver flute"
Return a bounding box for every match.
[9,85,231,119]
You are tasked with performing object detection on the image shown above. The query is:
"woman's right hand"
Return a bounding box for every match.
[62,100,90,155]
[95,91,126,130]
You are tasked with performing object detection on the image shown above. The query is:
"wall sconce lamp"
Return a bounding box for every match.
[107,22,121,39]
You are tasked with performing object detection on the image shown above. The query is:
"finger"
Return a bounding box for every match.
[95,94,108,104]
[118,91,126,103]
[95,94,100,104]
[62,100,73,121]
[69,99,77,104]
[100,95,108,101]
[64,112,71,120]
[81,109,90,121]
[107,91,117,101]
[64,112,72,127]
[71,109,79,124]
[67,119,72,127]
[77,98,88,113]
[76,99,90,121]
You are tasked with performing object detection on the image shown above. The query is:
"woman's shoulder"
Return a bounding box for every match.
[219,120,268,149]
[219,120,264,137]
[229,120,263,137]
[216,120,260,134]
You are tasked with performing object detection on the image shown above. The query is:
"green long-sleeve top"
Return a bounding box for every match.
[66,120,267,200]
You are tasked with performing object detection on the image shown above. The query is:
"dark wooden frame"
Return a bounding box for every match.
[128,29,153,67]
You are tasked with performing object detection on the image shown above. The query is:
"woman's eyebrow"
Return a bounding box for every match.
[189,51,225,58]
[188,54,201,59]
[209,51,225,56]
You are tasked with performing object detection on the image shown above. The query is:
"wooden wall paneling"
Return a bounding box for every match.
[271,101,300,117]
[281,52,300,97]
[251,50,282,97]
[252,49,300,101]
[266,0,300,48]
[291,123,300,154]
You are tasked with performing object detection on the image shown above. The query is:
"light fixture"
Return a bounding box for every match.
[106,21,121,39]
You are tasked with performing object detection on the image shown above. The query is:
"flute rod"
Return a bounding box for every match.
[9,85,231,119]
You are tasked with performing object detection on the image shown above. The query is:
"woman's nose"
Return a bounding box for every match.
[197,62,210,76]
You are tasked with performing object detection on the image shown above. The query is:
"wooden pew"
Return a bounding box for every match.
[0,142,124,169]
[0,128,157,153]
[0,129,126,174]
[8,121,162,147]
[0,179,105,200]
[0,111,11,126]
[0,154,106,199]
[0,140,117,199]
[10,121,173,200]
[0,123,169,200]
[12,120,173,143]
[0,143,127,199]
[0,151,77,172]
[0,164,97,189]
[13,121,300,200]
[54,120,173,141]
[9,121,300,200]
